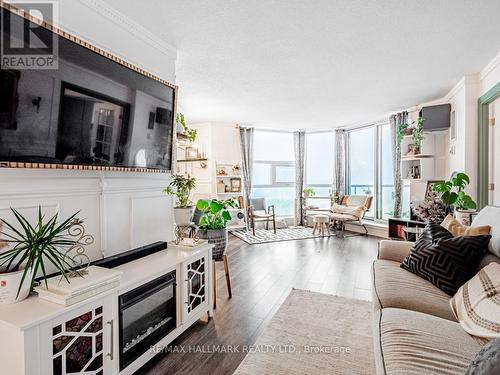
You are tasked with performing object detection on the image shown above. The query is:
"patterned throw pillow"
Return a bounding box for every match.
[451,263,500,339]
[401,223,491,296]
[441,214,491,237]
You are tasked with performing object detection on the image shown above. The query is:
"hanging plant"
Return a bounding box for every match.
[176,113,197,142]
[412,117,425,153]
[396,122,409,144]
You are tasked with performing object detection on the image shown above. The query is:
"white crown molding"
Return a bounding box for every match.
[480,51,500,81]
[445,74,481,101]
[76,0,177,59]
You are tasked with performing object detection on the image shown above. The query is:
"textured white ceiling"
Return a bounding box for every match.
[104,0,500,129]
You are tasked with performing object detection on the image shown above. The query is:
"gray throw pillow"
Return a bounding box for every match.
[466,338,500,375]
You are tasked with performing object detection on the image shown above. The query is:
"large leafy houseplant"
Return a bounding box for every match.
[196,199,238,258]
[196,199,237,230]
[0,207,81,301]
[433,172,477,211]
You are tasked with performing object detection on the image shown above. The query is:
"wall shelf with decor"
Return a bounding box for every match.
[401,131,436,181]
[214,161,246,230]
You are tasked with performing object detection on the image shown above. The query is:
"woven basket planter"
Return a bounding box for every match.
[198,228,228,260]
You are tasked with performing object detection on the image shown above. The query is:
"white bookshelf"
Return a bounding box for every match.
[214,161,247,230]
[401,132,435,180]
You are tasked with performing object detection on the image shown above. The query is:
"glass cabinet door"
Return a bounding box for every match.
[183,254,209,322]
[44,298,114,375]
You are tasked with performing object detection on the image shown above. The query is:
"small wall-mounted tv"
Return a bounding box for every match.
[0,7,176,171]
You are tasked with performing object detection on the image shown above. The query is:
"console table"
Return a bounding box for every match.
[0,243,213,375]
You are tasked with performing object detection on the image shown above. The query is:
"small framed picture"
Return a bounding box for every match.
[185,147,198,160]
[230,178,241,192]
[425,180,444,201]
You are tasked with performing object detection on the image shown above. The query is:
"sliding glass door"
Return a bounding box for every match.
[347,123,410,221]
[347,127,375,219]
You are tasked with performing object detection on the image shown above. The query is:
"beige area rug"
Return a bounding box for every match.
[234,289,375,375]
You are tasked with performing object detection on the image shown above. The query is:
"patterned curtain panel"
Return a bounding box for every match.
[333,129,346,197]
[294,130,306,225]
[239,127,254,208]
[390,111,407,218]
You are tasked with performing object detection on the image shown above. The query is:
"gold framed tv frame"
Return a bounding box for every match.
[0,2,179,174]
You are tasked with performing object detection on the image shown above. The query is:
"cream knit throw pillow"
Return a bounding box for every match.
[450,262,500,339]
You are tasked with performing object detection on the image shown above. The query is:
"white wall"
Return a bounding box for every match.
[0,0,177,265]
[442,51,500,202]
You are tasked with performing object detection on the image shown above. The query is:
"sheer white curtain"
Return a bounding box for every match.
[239,127,254,208]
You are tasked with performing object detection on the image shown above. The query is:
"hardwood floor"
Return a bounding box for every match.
[140,234,380,375]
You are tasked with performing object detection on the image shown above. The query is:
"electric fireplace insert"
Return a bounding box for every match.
[118,270,176,370]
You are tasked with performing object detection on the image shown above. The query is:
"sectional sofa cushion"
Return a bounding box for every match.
[401,223,491,296]
[450,262,500,339]
[441,214,491,236]
[372,260,456,321]
[472,206,500,257]
[377,308,482,375]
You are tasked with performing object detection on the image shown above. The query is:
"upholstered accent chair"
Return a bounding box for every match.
[329,195,373,237]
[247,197,276,235]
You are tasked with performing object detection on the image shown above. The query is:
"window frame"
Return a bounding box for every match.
[304,130,335,197]
[252,160,295,189]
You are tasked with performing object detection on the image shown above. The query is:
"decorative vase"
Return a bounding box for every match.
[198,228,228,260]
[304,191,310,198]
[174,206,195,226]
[454,209,477,226]
[176,122,184,134]
[0,268,33,304]
[404,128,413,136]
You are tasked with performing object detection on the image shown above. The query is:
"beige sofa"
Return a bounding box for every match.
[371,206,500,374]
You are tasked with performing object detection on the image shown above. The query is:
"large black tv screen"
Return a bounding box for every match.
[0,8,175,171]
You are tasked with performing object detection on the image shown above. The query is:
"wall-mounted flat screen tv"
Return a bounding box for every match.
[0,7,175,171]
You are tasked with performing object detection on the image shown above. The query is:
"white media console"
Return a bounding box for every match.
[0,243,214,375]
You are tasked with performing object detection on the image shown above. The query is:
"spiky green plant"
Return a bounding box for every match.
[163,175,196,208]
[0,207,81,297]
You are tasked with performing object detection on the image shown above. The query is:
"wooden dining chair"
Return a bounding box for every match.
[247,198,276,235]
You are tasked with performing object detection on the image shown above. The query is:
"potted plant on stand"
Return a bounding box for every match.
[195,199,237,258]
[433,172,477,225]
[164,175,197,226]
[0,207,82,304]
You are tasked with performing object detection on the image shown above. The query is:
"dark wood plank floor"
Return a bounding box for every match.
[139,234,380,375]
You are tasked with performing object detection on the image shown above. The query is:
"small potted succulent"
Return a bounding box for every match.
[433,172,477,224]
[164,175,197,226]
[0,207,81,304]
[195,199,237,258]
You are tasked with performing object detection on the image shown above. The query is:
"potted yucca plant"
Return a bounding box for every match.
[0,207,81,304]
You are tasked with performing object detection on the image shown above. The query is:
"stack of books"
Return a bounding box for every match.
[35,266,122,306]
